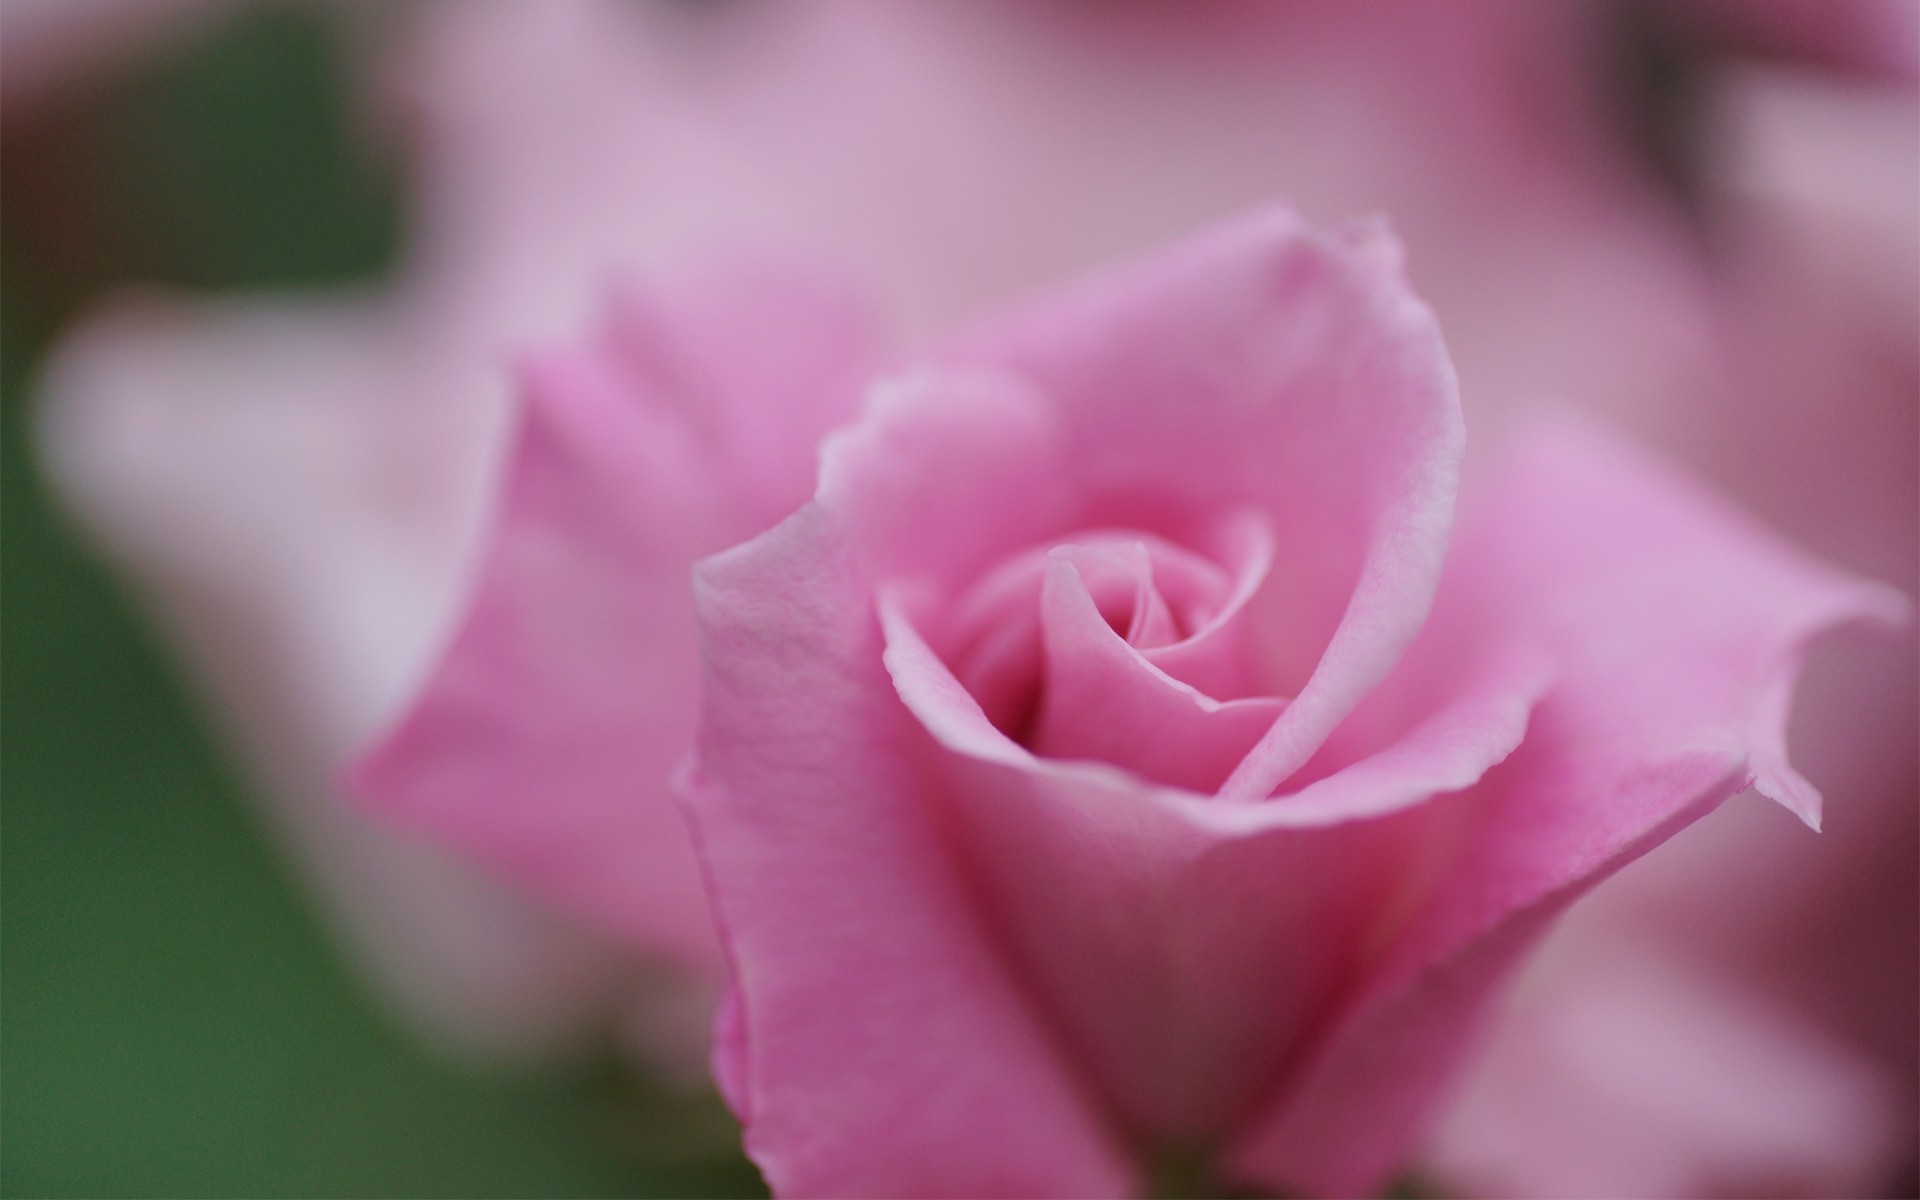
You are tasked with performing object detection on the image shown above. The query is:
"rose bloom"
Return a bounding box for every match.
[360,206,1900,1196]
[35,0,1918,1191]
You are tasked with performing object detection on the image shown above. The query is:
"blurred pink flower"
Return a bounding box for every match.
[0,0,231,105]
[1430,53,1920,1199]
[1669,0,1919,81]
[34,290,641,1057]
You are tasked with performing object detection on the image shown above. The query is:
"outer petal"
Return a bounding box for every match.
[686,504,1133,1199]
[355,266,876,965]
[1225,417,1908,1196]
[954,207,1464,800]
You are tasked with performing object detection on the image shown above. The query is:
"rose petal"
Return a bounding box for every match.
[1029,552,1286,792]
[815,364,1079,591]
[354,265,875,965]
[687,506,1132,1199]
[1225,417,1909,1195]
[1139,507,1280,700]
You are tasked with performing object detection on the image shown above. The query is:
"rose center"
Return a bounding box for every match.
[925,508,1281,790]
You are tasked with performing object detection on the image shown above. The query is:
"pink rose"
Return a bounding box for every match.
[679,210,1903,1196]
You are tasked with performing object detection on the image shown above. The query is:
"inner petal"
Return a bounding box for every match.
[1142,507,1277,700]
[1047,540,1182,647]
[1032,554,1284,792]
[933,513,1294,792]
[945,527,1239,741]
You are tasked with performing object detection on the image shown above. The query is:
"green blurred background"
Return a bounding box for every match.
[1,9,761,1196]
